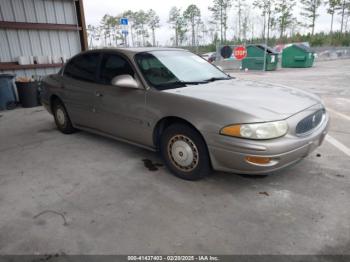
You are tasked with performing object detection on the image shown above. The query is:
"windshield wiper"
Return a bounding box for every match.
[155,80,208,88]
[154,78,232,90]
[203,76,232,82]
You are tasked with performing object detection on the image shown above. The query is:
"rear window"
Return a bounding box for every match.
[64,53,100,82]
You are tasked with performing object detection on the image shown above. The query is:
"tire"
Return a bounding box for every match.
[52,99,76,134]
[160,123,211,180]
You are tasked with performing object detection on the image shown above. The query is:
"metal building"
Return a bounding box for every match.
[0,0,88,77]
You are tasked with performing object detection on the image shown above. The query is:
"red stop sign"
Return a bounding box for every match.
[233,46,247,60]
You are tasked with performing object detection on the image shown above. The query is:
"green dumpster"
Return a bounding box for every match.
[241,44,278,71]
[282,44,315,68]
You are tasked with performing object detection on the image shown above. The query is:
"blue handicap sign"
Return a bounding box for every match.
[122,30,128,35]
[120,18,128,25]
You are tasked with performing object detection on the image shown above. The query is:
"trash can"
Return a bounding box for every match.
[0,74,16,110]
[241,44,278,71]
[16,81,40,108]
[282,44,315,68]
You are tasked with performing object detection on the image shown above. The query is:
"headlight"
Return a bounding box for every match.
[220,120,288,140]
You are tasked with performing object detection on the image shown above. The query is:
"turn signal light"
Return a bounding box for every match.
[220,125,241,137]
[245,156,272,165]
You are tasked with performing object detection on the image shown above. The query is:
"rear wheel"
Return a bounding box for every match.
[52,99,76,134]
[160,123,211,180]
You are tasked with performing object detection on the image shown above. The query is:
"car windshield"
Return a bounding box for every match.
[135,50,229,90]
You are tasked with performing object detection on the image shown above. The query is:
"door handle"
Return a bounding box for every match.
[95,91,103,97]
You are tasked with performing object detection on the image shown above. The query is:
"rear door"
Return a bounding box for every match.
[62,53,101,128]
[93,52,149,145]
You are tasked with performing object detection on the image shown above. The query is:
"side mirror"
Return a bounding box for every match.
[111,74,140,89]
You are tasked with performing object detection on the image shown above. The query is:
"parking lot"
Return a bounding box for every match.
[0,59,349,255]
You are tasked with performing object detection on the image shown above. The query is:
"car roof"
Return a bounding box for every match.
[83,47,187,55]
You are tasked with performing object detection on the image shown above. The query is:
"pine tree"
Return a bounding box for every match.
[183,5,201,46]
[326,0,341,33]
[336,0,350,32]
[208,0,232,43]
[147,9,160,46]
[235,0,245,39]
[275,0,296,38]
[253,0,275,40]
[300,0,322,35]
[168,7,187,46]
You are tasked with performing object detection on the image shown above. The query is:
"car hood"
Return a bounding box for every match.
[163,79,321,121]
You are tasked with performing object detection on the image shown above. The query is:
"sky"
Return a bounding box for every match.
[83,0,340,46]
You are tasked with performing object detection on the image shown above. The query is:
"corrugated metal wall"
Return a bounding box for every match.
[0,0,81,77]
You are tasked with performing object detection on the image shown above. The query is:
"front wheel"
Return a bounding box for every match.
[160,124,211,180]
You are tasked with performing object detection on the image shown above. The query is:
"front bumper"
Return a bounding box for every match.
[206,106,330,174]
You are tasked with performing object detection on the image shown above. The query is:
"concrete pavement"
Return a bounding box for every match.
[0,60,349,255]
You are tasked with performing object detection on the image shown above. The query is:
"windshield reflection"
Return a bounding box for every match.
[135,51,229,90]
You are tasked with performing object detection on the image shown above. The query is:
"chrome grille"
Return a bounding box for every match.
[296,109,324,135]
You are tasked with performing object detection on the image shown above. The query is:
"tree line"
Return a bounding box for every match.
[87,0,350,48]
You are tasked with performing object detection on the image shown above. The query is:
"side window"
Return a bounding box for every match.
[99,54,135,84]
[64,53,100,82]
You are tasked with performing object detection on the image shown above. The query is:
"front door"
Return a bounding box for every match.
[93,53,149,146]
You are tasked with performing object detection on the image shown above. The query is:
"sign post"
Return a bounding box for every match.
[121,30,128,47]
[120,18,128,47]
